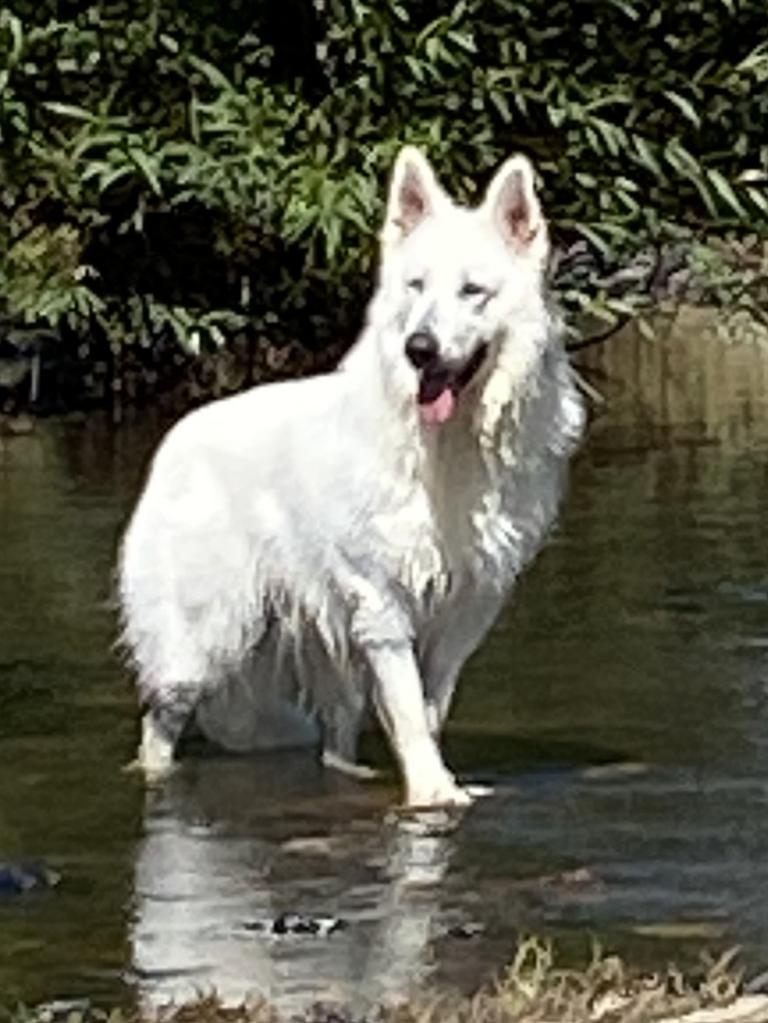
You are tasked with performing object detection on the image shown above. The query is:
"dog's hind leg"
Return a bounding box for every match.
[320,698,380,780]
[298,640,379,779]
[137,713,174,778]
[125,614,211,779]
[194,638,320,753]
[367,643,470,808]
[136,683,193,777]
[420,592,503,737]
[133,680,202,780]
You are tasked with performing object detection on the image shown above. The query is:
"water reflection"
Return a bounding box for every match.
[2,318,768,1005]
[131,758,458,1011]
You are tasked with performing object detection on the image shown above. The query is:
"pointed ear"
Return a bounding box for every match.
[381,146,448,249]
[482,155,546,253]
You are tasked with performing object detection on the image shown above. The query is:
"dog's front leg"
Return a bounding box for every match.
[367,643,471,808]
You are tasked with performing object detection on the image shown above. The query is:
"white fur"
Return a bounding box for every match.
[118,148,585,807]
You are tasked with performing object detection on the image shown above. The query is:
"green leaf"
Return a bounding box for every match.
[664,90,701,129]
[634,136,663,178]
[188,54,234,92]
[573,222,613,257]
[1,9,24,64]
[129,149,162,195]
[707,168,747,217]
[43,102,96,122]
[488,89,511,122]
[746,186,768,215]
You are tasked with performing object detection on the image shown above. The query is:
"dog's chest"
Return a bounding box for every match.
[426,426,555,591]
[379,445,503,606]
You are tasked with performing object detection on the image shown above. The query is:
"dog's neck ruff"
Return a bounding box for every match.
[341,311,584,605]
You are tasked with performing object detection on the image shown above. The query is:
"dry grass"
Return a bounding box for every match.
[9,939,756,1023]
[379,938,745,1023]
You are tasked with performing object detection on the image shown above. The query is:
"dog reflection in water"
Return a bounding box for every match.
[131,755,463,1012]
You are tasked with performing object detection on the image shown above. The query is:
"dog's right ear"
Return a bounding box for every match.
[381,146,447,249]
[481,155,547,259]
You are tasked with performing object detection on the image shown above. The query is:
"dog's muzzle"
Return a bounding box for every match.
[404,331,488,425]
[404,331,439,371]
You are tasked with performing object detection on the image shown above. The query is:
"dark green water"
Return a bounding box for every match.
[2,325,768,1011]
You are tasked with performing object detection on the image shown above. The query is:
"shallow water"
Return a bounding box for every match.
[2,318,768,1010]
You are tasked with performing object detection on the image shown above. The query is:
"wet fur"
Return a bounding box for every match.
[118,148,585,806]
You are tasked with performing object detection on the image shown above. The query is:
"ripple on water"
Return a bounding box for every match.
[2,323,768,1006]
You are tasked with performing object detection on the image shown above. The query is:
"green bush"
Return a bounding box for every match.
[1,0,767,402]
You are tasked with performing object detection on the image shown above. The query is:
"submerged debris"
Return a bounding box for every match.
[441,921,485,940]
[241,914,348,937]
[0,862,60,895]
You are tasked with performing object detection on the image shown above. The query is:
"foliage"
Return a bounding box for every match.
[0,0,767,403]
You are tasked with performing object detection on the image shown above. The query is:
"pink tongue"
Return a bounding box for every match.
[419,387,456,425]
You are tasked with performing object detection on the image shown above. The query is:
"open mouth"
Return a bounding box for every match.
[417,343,488,425]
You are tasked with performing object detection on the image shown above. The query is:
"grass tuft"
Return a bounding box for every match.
[5,939,758,1023]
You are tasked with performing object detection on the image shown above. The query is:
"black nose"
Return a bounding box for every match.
[405,331,439,370]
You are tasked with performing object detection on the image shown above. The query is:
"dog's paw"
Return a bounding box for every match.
[465,782,493,799]
[122,755,177,785]
[405,776,474,810]
[321,749,381,780]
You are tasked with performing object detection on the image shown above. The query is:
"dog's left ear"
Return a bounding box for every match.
[482,155,547,256]
[381,146,449,249]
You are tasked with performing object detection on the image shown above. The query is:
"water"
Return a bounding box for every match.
[2,317,768,1010]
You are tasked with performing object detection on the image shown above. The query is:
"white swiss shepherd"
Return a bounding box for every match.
[118,147,585,807]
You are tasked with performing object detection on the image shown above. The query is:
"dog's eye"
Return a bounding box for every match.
[407,277,425,293]
[460,281,487,298]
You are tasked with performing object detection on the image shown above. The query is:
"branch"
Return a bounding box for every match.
[566,313,632,352]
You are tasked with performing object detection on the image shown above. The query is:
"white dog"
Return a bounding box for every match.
[118,147,584,807]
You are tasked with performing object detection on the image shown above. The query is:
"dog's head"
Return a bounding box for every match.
[375,147,550,426]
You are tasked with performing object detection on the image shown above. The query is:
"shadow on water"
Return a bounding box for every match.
[2,310,768,1007]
